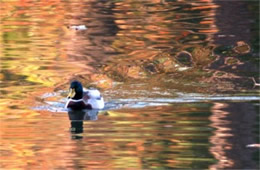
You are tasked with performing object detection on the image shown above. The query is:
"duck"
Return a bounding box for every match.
[65,81,104,110]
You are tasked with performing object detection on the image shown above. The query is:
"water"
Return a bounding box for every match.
[0,0,259,169]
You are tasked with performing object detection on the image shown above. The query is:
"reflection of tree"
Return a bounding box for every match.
[209,102,258,169]
[112,0,216,59]
[91,0,221,94]
[0,0,68,91]
[0,1,259,168]
[105,104,215,169]
[206,0,259,92]
[0,1,68,116]
[209,103,234,169]
[213,1,252,46]
[62,0,119,65]
[98,0,257,93]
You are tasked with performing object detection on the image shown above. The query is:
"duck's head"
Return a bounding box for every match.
[67,81,83,100]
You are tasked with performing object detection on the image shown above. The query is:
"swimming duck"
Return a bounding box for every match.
[65,81,104,110]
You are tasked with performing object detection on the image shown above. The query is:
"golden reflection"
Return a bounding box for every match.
[0,0,258,169]
[112,0,217,60]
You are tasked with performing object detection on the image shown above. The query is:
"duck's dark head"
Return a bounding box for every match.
[67,81,83,100]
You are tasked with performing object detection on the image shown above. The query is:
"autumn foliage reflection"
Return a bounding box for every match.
[0,0,259,169]
[209,103,259,169]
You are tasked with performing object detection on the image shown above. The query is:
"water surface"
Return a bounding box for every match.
[0,0,259,169]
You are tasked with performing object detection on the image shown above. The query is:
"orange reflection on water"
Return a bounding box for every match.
[209,103,234,169]
[209,102,259,169]
[1,0,258,169]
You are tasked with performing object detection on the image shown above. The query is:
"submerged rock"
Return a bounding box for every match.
[143,63,158,74]
[175,51,193,66]
[233,41,250,54]
[152,53,179,73]
[191,47,213,67]
[103,63,147,80]
[224,57,240,65]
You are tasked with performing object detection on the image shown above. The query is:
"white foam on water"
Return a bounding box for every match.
[34,91,260,112]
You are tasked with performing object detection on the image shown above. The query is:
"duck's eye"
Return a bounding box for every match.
[67,88,76,99]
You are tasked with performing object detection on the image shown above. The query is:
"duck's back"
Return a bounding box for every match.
[85,89,104,109]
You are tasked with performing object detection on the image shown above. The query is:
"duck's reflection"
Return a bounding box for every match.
[68,109,99,135]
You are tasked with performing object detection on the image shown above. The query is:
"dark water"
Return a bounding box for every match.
[0,0,259,169]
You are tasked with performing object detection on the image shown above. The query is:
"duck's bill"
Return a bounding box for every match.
[67,88,76,99]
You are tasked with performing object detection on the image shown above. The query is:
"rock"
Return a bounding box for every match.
[191,47,212,67]
[175,51,193,66]
[224,57,240,65]
[233,41,250,54]
[143,63,158,74]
